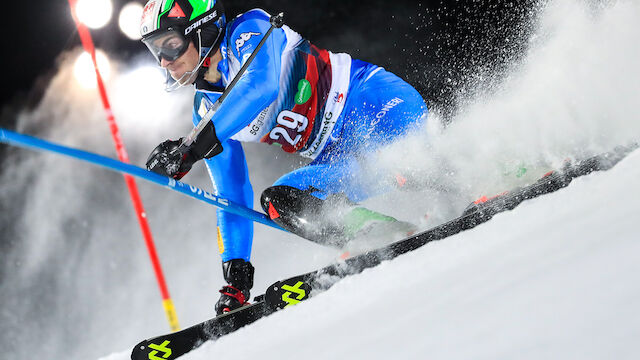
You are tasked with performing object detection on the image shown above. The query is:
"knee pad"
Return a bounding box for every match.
[261,185,322,234]
[261,185,349,243]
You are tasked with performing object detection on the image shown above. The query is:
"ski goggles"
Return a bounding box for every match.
[142,29,190,63]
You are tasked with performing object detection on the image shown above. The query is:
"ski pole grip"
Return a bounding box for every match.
[271,13,285,28]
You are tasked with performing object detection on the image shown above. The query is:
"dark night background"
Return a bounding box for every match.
[0,0,539,132]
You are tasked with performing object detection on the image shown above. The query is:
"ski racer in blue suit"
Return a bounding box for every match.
[140,0,428,314]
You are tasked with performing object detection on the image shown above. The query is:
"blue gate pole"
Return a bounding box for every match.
[0,128,284,231]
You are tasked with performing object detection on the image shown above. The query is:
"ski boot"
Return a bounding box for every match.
[261,185,416,247]
[215,259,254,315]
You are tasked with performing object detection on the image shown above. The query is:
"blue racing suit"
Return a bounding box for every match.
[192,9,428,262]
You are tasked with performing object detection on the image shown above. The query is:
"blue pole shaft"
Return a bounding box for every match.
[0,128,284,231]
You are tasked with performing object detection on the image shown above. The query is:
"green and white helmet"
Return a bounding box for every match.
[140,0,225,89]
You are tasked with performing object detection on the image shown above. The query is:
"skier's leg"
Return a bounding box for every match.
[261,157,413,245]
[262,65,428,245]
[310,64,430,189]
[336,62,429,152]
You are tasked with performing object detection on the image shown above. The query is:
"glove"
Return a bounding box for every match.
[146,122,224,180]
[146,138,197,180]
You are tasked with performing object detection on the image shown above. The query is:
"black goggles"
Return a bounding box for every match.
[142,29,190,63]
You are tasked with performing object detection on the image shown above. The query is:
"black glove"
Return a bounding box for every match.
[147,122,224,180]
[146,139,196,180]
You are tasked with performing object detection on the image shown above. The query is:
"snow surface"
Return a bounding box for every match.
[102,148,640,360]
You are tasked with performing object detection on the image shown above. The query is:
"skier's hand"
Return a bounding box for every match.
[146,138,197,180]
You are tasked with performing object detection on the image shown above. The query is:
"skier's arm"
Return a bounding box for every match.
[147,12,285,180]
[210,11,285,142]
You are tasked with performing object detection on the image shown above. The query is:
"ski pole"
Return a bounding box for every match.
[0,128,285,231]
[180,12,285,151]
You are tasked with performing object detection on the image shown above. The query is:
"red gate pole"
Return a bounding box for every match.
[68,0,180,332]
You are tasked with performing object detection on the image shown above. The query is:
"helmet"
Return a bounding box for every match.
[140,0,225,89]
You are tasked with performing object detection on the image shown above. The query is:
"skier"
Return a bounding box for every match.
[140,0,428,315]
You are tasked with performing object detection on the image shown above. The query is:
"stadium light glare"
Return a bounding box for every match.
[73,51,112,89]
[75,0,113,29]
[119,3,144,40]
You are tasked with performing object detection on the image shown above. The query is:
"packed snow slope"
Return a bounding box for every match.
[104,146,640,360]
[188,150,640,360]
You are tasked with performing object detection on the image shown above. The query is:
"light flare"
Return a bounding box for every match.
[119,2,144,40]
[75,0,113,29]
[73,51,112,89]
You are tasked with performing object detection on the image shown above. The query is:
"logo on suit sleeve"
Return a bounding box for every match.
[235,32,261,53]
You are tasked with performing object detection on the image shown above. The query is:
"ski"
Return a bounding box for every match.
[263,144,639,305]
[131,144,636,360]
[131,301,271,360]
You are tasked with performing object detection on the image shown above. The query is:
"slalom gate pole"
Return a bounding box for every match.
[0,128,285,230]
[67,0,180,331]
